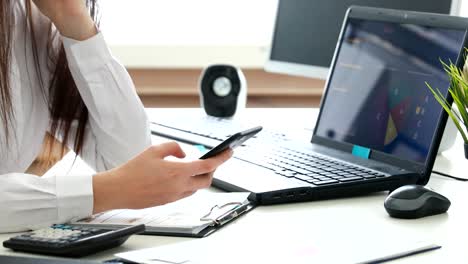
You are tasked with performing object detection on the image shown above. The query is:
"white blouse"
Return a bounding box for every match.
[0,1,151,232]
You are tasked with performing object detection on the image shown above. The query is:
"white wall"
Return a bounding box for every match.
[462,0,468,15]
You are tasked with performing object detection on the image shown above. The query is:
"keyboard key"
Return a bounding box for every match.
[309,179,339,185]
[332,165,347,170]
[277,170,296,178]
[321,167,336,172]
[296,164,311,170]
[355,172,369,176]
[316,177,332,181]
[330,176,345,180]
[294,174,312,181]
[305,167,323,173]
[339,176,363,182]
[278,164,295,171]
[308,173,324,178]
[290,167,311,175]
[344,169,361,174]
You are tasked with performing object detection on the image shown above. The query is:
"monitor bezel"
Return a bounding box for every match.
[310,6,468,185]
[264,0,462,80]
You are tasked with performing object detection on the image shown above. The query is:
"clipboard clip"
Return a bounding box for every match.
[200,202,247,225]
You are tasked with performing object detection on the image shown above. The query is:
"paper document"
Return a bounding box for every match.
[71,191,252,236]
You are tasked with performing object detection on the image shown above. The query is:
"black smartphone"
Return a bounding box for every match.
[199,126,263,159]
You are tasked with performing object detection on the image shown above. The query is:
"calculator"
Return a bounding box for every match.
[3,224,145,257]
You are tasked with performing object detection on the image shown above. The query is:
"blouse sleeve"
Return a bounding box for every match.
[60,33,151,171]
[0,172,93,233]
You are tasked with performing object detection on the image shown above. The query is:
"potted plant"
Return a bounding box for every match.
[426,56,468,159]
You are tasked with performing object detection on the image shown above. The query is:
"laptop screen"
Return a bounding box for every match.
[315,18,466,164]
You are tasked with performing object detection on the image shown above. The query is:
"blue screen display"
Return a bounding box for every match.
[315,18,466,163]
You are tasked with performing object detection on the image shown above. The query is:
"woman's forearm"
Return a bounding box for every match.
[32,0,97,41]
[54,13,97,41]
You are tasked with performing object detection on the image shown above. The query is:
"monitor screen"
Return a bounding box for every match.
[314,18,466,164]
[266,0,457,79]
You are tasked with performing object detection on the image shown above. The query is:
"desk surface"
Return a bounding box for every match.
[1,108,467,263]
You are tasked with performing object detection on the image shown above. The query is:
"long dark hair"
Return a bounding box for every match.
[0,0,99,161]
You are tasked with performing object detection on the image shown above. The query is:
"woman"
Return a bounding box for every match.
[0,0,232,232]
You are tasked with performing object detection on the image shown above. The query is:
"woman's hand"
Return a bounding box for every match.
[92,142,233,213]
[31,0,97,40]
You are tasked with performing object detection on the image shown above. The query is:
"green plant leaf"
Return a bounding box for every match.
[449,89,468,127]
[432,88,464,124]
[446,64,468,126]
[427,56,468,143]
[426,83,468,143]
[443,80,467,124]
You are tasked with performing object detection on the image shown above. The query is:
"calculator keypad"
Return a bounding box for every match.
[4,223,144,257]
[10,225,104,247]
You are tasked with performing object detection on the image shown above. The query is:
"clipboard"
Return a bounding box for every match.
[144,199,256,238]
[70,192,255,238]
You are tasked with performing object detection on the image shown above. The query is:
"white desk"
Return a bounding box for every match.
[1,108,467,263]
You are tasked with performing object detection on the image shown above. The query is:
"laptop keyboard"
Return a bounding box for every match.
[150,118,388,186]
[234,147,388,186]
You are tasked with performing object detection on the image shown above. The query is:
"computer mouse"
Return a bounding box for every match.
[384,185,451,219]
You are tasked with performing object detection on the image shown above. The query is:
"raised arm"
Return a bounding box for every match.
[33,0,151,170]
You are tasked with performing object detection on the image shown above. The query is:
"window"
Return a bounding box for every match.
[101,1,467,68]
[100,0,278,68]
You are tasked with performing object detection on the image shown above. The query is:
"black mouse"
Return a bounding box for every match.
[384,185,451,219]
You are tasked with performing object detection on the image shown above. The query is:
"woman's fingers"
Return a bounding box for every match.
[190,173,214,190]
[151,142,187,159]
[167,149,233,176]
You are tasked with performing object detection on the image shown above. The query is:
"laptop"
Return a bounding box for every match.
[211,6,468,204]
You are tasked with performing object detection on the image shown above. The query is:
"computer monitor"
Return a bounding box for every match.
[265,0,461,79]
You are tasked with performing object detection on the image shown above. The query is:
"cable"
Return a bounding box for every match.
[433,170,468,182]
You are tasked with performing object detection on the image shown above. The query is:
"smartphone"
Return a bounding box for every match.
[199,126,263,159]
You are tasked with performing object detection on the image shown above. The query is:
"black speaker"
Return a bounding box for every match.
[199,64,247,118]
